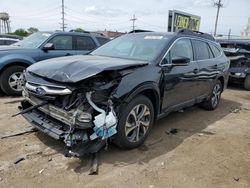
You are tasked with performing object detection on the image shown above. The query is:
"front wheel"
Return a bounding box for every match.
[114,95,154,149]
[244,74,250,90]
[0,66,25,96]
[201,80,222,111]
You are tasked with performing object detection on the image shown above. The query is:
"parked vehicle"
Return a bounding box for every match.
[19,29,229,157]
[217,39,250,90]
[0,31,110,95]
[0,37,20,45]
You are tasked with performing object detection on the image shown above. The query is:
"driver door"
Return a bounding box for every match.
[39,35,76,61]
[161,38,200,111]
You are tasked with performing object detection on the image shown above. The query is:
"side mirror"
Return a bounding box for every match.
[172,57,190,66]
[42,43,54,51]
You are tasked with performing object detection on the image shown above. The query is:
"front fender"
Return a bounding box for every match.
[0,54,35,71]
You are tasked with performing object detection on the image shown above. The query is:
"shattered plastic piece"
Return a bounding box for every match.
[86,92,117,140]
[89,153,99,175]
[39,169,44,174]
[14,157,25,164]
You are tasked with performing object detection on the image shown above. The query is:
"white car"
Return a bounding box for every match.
[0,37,20,45]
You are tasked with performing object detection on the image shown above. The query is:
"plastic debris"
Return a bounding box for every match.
[14,157,25,164]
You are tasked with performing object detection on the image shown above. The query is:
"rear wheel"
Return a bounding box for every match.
[244,74,250,90]
[0,66,25,96]
[114,95,154,149]
[201,80,222,111]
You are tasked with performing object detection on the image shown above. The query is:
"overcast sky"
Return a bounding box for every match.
[0,0,249,36]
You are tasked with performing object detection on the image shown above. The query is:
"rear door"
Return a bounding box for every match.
[161,38,200,110]
[74,35,97,55]
[192,40,218,96]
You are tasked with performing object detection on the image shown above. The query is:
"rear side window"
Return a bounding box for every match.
[76,36,96,51]
[96,37,110,45]
[193,40,212,60]
[209,44,221,57]
[0,40,4,45]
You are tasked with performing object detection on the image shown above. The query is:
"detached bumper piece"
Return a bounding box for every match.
[19,100,68,140]
[19,100,106,156]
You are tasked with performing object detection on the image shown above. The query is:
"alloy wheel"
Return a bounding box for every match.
[211,84,221,108]
[8,72,24,91]
[125,104,151,142]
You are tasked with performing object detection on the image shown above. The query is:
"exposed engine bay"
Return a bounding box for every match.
[19,70,125,157]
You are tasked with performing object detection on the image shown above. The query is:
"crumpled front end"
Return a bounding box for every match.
[19,71,122,157]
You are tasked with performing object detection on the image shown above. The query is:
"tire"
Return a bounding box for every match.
[201,80,222,111]
[114,95,154,149]
[244,75,250,90]
[0,66,26,96]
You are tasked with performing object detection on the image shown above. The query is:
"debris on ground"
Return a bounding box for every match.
[230,107,241,113]
[89,153,99,175]
[1,127,37,139]
[198,131,215,136]
[13,157,25,164]
[4,99,23,104]
[39,169,44,174]
[233,177,240,182]
[165,128,179,135]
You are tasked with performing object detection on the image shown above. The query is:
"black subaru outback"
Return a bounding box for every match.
[19,29,229,157]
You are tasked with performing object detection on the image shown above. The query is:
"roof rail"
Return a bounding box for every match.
[176,29,215,41]
[129,29,153,33]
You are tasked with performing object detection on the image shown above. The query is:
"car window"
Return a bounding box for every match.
[0,40,4,45]
[91,34,169,61]
[96,37,110,45]
[6,40,16,45]
[49,35,73,50]
[193,40,211,60]
[76,36,96,51]
[163,39,193,65]
[209,44,221,57]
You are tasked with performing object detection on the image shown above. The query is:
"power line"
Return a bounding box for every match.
[214,0,223,36]
[130,14,137,32]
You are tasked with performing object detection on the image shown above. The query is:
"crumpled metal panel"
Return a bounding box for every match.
[27,55,148,83]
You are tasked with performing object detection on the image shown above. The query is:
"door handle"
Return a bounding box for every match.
[193,68,199,74]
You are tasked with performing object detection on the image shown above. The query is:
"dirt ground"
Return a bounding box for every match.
[0,86,250,188]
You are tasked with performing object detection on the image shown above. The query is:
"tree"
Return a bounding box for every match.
[74,28,84,32]
[12,29,29,37]
[27,27,39,34]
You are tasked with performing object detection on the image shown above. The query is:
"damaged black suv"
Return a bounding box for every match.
[19,29,229,157]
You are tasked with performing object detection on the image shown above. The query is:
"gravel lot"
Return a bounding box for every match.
[0,86,250,188]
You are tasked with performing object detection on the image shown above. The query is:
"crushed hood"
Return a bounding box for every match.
[27,55,149,83]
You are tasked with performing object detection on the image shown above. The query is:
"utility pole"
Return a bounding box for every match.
[214,0,223,36]
[61,0,66,31]
[130,14,137,32]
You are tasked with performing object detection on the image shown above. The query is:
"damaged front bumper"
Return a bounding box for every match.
[19,88,118,157]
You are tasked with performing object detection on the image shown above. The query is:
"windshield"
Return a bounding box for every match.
[91,33,169,61]
[12,32,51,48]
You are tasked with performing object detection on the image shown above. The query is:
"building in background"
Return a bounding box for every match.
[168,10,201,32]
